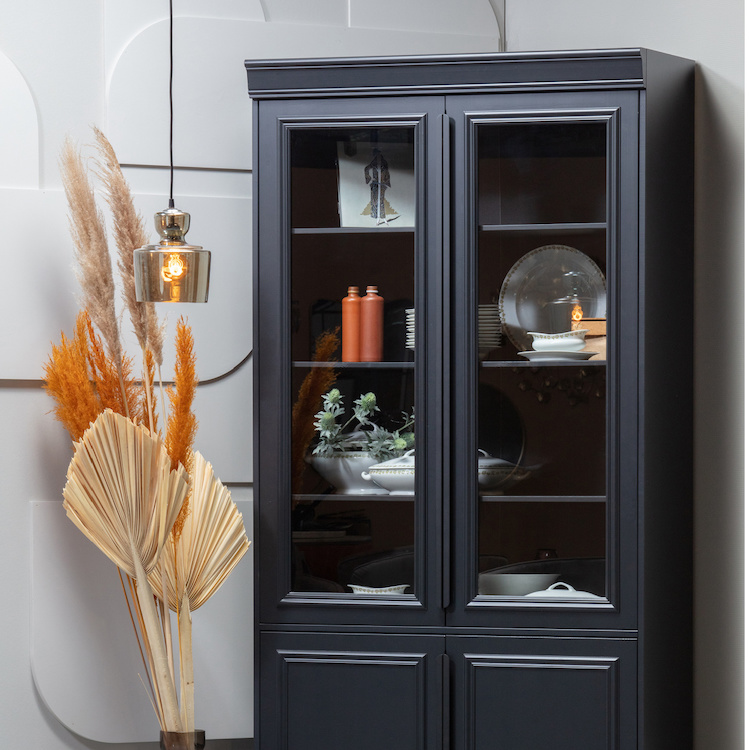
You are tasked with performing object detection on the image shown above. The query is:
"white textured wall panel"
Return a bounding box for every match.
[193,361,254,484]
[0,189,78,379]
[107,17,500,172]
[350,0,499,36]
[263,0,349,26]
[0,0,104,189]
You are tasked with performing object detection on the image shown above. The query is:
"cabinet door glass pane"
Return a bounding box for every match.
[288,127,417,597]
[474,119,608,602]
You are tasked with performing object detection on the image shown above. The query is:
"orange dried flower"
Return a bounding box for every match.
[165,317,197,476]
[290,328,340,495]
[43,311,101,441]
[84,312,138,419]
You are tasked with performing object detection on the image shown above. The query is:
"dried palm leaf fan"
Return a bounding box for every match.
[63,409,189,732]
[149,452,250,731]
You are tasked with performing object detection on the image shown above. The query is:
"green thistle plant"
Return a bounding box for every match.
[312,390,414,462]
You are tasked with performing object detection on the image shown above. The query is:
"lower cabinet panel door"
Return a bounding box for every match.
[448,636,637,750]
[260,631,444,750]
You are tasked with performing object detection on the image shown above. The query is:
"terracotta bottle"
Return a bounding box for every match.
[341,286,362,361]
[360,285,384,362]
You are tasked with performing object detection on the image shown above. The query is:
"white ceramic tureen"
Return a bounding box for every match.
[361,449,415,495]
[307,451,389,494]
[477,450,532,493]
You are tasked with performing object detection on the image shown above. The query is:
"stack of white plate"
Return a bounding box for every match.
[405,308,415,350]
[478,304,502,356]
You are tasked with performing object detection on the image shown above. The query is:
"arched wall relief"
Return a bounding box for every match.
[0,50,39,189]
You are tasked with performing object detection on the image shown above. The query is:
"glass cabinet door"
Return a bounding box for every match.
[448,95,637,622]
[255,99,444,624]
[289,125,417,596]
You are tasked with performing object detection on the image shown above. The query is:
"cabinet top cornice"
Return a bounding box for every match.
[245,48,693,99]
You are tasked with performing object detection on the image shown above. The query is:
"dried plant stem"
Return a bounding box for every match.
[143,348,156,434]
[178,594,195,733]
[128,575,165,728]
[131,540,182,732]
[117,367,129,419]
[159,567,175,686]
[157,364,168,433]
[118,569,159,721]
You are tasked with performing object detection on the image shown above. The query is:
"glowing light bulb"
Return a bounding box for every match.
[162,253,186,282]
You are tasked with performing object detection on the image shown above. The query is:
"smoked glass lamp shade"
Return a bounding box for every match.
[134,207,211,303]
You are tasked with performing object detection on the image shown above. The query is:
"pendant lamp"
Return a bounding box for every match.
[134,0,210,303]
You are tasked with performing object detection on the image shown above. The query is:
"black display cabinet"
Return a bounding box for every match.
[246,49,694,750]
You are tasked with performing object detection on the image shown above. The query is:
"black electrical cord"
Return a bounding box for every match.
[168,0,175,209]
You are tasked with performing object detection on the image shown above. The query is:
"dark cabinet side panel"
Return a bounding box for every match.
[260,632,444,750]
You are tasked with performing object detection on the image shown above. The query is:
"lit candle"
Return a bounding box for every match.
[571,302,583,330]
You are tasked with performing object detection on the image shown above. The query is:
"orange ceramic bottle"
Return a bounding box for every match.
[360,285,384,362]
[341,286,362,361]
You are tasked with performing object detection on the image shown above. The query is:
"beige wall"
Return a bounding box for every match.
[502,2,745,748]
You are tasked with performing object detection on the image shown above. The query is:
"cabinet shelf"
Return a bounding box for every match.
[480,494,606,503]
[293,493,414,503]
[294,361,414,369]
[292,533,373,545]
[292,227,414,235]
[479,222,607,234]
[481,359,605,368]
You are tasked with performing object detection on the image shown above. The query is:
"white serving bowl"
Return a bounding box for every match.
[361,450,415,495]
[478,572,559,596]
[348,584,409,595]
[528,329,589,352]
[308,452,388,494]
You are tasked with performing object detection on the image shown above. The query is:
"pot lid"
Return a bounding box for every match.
[525,582,607,600]
[368,449,415,471]
[477,449,518,469]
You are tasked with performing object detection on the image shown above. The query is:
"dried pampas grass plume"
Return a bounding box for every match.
[93,126,165,367]
[60,138,122,369]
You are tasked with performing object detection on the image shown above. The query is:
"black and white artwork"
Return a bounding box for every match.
[337,141,415,227]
